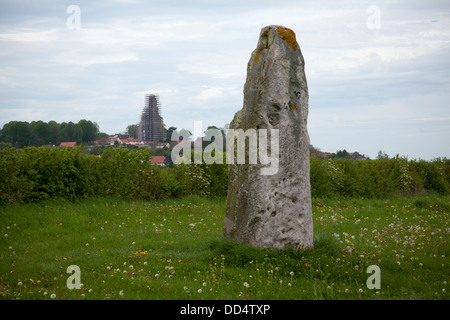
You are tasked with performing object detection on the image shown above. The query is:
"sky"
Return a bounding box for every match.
[0,0,449,160]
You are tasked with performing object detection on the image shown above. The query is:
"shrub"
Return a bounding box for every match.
[174,163,211,198]
[411,159,449,195]
[0,146,96,204]
[0,147,29,205]
[309,157,449,199]
[202,152,228,198]
[1,146,449,206]
[94,147,168,200]
[310,158,334,198]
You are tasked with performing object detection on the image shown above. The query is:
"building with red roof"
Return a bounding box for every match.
[60,142,77,147]
[151,155,166,166]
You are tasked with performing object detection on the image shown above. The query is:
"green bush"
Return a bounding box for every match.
[0,146,96,204]
[93,147,170,200]
[0,147,29,204]
[411,159,449,195]
[202,152,228,198]
[309,157,449,199]
[310,158,334,198]
[0,146,449,206]
[173,163,212,198]
[159,167,185,198]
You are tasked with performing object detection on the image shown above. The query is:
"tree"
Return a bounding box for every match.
[59,122,69,142]
[73,123,84,144]
[377,150,389,160]
[48,121,61,145]
[78,119,99,143]
[0,121,20,146]
[95,132,108,140]
[166,126,177,142]
[0,119,101,147]
[329,149,351,160]
[338,149,349,158]
[60,121,83,144]
[16,122,32,148]
[126,124,139,139]
[31,120,50,146]
[309,144,321,157]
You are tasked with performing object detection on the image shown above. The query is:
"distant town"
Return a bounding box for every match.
[0,92,372,167]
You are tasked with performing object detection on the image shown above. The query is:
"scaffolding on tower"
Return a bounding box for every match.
[139,94,165,143]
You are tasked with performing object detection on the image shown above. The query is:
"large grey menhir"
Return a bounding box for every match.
[223,25,313,249]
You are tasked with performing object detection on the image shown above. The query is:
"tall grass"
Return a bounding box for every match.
[1,195,448,300]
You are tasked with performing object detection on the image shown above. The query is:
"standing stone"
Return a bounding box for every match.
[223,25,313,249]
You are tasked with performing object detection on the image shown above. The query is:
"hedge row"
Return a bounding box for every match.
[0,146,224,205]
[310,157,450,198]
[1,146,449,205]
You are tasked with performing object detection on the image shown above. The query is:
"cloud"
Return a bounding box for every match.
[309,90,450,159]
[192,87,225,102]
[52,51,139,67]
[0,28,58,42]
[177,52,247,79]
[413,117,450,121]
[2,107,49,122]
[0,1,449,158]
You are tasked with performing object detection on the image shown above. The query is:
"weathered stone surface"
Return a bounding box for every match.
[223,25,313,249]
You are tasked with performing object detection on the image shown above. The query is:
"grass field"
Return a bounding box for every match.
[0,195,449,300]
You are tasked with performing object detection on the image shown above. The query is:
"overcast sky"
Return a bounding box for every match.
[0,0,449,159]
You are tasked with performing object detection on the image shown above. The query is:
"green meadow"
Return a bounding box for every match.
[1,195,448,300]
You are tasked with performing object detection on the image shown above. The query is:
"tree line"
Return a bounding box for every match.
[0,120,101,148]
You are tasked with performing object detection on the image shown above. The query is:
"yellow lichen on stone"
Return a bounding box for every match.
[254,50,262,63]
[276,26,298,51]
[291,104,298,110]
